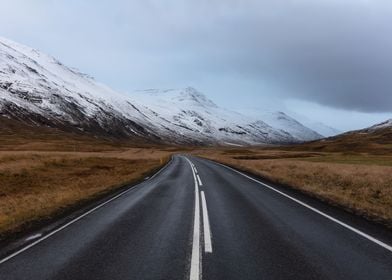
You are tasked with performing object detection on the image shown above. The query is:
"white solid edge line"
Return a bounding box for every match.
[201,191,213,253]
[215,161,392,253]
[0,157,174,265]
[185,157,201,280]
[197,174,203,186]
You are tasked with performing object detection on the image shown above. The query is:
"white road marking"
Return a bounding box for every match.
[185,157,201,280]
[0,189,134,265]
[201,191,213,253]
[25,233,43,242]
[0,157,173,265]
[197,175,203,186]
[216,161,392,253]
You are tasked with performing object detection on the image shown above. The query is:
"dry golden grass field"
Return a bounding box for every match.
[0,128,175,239]
[194,148,392,228]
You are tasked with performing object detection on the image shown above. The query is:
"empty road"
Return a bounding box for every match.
[0,155,391,279]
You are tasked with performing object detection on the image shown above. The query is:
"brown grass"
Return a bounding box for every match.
[282,127,392,154]
[194,148,392,227]
[0,145,172,238]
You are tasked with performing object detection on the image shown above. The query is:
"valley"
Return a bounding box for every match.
[0,35,391,280]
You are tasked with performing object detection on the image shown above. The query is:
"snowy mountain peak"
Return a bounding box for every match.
[0,36,330,145]
[180,87,217,108]
[240,109,323,141]
[135,87,217,108]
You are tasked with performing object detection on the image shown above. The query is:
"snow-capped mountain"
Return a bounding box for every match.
[129,88,298,144]
[0,36,324,145]
[279,111,341,137]
[244,109,323,141]
[303,121,340,138]
[0,36,162,140]
[292,117,340,137]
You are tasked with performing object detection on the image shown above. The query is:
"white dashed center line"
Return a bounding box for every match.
[201,191,213,253]
[185,157,214,280]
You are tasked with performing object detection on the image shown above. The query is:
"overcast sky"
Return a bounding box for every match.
[0,0,391,131]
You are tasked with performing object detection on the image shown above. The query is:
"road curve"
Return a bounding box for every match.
[0,155,391,279]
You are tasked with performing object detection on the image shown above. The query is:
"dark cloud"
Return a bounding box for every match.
[172,0,392,112]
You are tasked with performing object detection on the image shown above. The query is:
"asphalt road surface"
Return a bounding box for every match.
[0,155,391,279]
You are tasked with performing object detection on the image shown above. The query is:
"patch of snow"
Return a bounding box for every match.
[224,142,244,147]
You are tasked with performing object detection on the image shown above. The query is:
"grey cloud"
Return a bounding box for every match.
[174,0,392,112]
[0,0,392,113]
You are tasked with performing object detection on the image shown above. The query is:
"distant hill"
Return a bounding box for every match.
[291,119,392,153]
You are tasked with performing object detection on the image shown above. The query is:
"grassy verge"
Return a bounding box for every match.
[194,148,392,227]
[0,146,172,239]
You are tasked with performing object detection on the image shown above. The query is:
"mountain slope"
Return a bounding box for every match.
[0,36,322,145]
[365,119,392,132]
[280,111,341,137]
[297,120,340,137]
[0,37,161,139]
[247,110,323,141]
[290,119,392,153]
